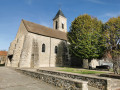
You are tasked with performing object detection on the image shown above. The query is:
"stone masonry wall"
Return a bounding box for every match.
[50,38,64,67]
[6,20,69,68]
[6,20,28,67]
[37,69,112,90]
[37,34,51,67]
[53,15,67,33]
[16,69,88,90]
[18,32,68,68]
[6,40,17,66]
[7,40,17,56]
[31,39,39,68]
[11,36,24,67]
[19,33,33,67]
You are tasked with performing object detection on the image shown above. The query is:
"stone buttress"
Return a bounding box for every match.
[11,36,24,67]
[19,34,33,67]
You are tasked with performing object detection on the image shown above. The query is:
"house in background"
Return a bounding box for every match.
[0,51,7,65]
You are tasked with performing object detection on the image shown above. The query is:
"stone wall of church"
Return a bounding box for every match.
[15,20,28,39]
[7,40,17,56]
[11,36,24,67]
[7,30,68,68]
[18,32,67,68]
[50,38,63,67]
[31,39,39,68]
[36,33,51,67]
[18,33,51,68]
[6,39,17,66]
[6,20,28,67]
[53,16,67,32]
[19,33,33,67]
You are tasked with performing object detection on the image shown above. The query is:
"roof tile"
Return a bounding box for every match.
[22,20,67,40]
[0,51,7,56]
[53,9,66,20]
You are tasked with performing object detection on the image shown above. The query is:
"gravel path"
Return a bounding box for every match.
[0,67,62,90]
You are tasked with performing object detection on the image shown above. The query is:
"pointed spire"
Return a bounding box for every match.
[53,9,66,20]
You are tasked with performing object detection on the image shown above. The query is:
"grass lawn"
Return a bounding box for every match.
[58,67,107,74]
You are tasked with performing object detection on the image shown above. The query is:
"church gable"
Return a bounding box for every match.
[15,20,28,39]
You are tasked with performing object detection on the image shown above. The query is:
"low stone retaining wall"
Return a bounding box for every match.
[16,69,88,90]
[37,69,112,90]
[100,74,120,79]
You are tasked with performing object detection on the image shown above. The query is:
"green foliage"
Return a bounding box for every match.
[68,14,106,60]
[105,17,120,52]
[104,17,120,74]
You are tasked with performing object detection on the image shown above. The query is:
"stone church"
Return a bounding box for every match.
[6,9,70,68]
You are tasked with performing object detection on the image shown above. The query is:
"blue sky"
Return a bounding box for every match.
[0,0,120,50]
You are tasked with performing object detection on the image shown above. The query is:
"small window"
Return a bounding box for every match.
[55,46,58,54]
[56,21,58,29]
[42,44,45,52]
[62,23,64,29]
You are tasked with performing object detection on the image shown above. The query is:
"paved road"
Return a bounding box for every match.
[0,67,62,90]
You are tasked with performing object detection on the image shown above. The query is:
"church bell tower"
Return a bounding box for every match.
[53,9,67,32]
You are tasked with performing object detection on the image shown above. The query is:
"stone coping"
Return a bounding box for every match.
[37,69,112,90]
[37,68,111,80]
[100,73,120,79]
[16,69,88,90]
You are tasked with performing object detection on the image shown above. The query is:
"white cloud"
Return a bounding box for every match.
[104,12,120,17]
[87,0,105,4]
[97,12,120,22]
[99,12,120,18]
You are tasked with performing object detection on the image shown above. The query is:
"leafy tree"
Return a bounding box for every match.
[67,14,106,61]
[104,17,120,74]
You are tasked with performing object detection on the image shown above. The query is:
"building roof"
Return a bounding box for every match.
[22,20,67,40]
[53,9,66,20]
[0,51,7,56]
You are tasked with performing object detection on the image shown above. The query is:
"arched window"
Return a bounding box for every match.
[62,23,64,29]
[42,44,45,52]
[56,21,58,29]
[55,46,58,54]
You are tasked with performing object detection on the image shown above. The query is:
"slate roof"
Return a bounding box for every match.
[0,51,7,56]
[53,9,66,20]
[22,20,67,40]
